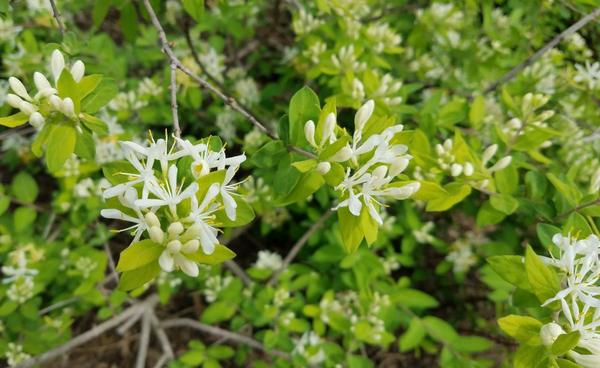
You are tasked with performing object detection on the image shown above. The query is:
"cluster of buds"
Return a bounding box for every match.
[305,100,420,225]
[502,93,554,145]
[101,134,247,277]
[435,138,474,177]
[365,23,402,53]
[6,50,84,128]
[370,73,403,106]
[331,45,366,73]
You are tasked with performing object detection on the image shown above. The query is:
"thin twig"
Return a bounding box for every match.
[38,296,79,315]
[49,0,66,35]
[103,242,119,283]
[161,318,290,359]
[135,311,152,368]
[221,224,253,286]
[141,0,315,159]
[17,295,159,368]
[152,354,170,368]
[42,211,56,238]
[268,210,333,285]
[169,62,182,138]
[182,21,227,91]
[484,7,600,94]
[150,312,174,359]
[557,198,600,220]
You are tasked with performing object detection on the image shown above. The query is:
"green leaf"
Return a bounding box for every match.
[74,129,96,160]
[469,95,485,128]
[186,244,235,265]
[81,77,118,113]
[556,358,583,368]
[399,318,426,352]
[11,172,38,203]
[490,194,519,215]
[487,255,530,290]
[495,163,518,195]
[46,124,77,172]
[422,316,458,345]
[92,0,112,27]
[119,2,138,42]
[289,86,320,146]
[338,207,364,253]
[477,200,507,226]
[116,240,164,272]
[392,288,438,309]
[182,0,205,22]
[277,170,324,205]
[551,331,580,356]
[452,336,492,353]
[252,141,286,168]
[547,173,581,207]
[525,245,560,303]
[426,183,471,211]
[498,315,542,345]
[201,301,237,324]
[13,206,37,233]
[214,197,255,227]
[118,261,161,291]
[57,69,80,112]
[77,75,103,101]
[514,345,548,368]
[537,223,561,248]
[206,345,234,360]
[0,112,29,128]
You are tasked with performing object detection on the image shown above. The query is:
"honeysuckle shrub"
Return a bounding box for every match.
[2,0,600,367]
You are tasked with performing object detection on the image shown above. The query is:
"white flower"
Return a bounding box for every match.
[51,49,65,82]
[540,322,565,346]
[70,60,85,82]
[255,250,283,271]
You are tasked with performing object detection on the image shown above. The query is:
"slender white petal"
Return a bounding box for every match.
[159,251,175,272]
[51,49,65,82]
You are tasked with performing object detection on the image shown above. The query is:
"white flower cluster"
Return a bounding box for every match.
[100,135,246,277]
[540,234,600,367]
[203,274,232,303]
[365,23,401,53]
[574,61,600,90]
[304,100,419,224]
[293,331,326,365]
[6,49,84,128]
[502,93,554,144]
[5,343,31,367]
[254,250,283,271]
[292,8,323,36]
[331,45,366,73]
[2,250,38,304]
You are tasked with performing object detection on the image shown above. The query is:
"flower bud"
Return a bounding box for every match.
[33,72,52,91]
[540,322,564,347]
[144,212,160,228]
[507,118,522,130]
[182,223,202,241]
[390,158,410,177]
[316,161,331,175]
[19,101,36,115]
[304,120,316,147]
[51,49,65,82]
[167,240,182,253]
[148,226,164,244]
[372,165,388,180]
[62,97,74,116]
[8,77,31,101]
[29,112,45,128]
[538,110,555,121]
[329,146,352,162]
[355,99,374,132]
[443,139,453,151]
[182,239,200,253]
[489,156,512,172]
[49,95,62,111]
[6,94,23,109]
[435,143,444,156]
[168,222,184,237]
[450,163,463,177]
[463,162,474,176]
[387,182,420,199]
[322,113,336,144]
[71,60,85,82]
[482,144,498,165]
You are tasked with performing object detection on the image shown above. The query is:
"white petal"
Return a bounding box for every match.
[8,77,31,100]
[103,183,128,199]
[51,49,65,82]
[71,60,85,82]
[221,190,237,221]
[33,72,52,91]
[322,113,336,143]
[348,192,362,216]
[62,97,74,116]
[174,254,199,277]
[158,251,174,272]
[304,120,316,147]
[354,99,374,132]
[6,94,23,108]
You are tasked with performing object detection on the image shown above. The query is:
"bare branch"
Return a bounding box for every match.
[141,0,315,159]
[161,318,290,359]
[268,210,333,285]
[150,312,174,359]
[169,62,182,138]
[135,311,152,368]
[221,224,253,286]
[17,295,159,368]
[484,7,600,94]
[49,0,66,35]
